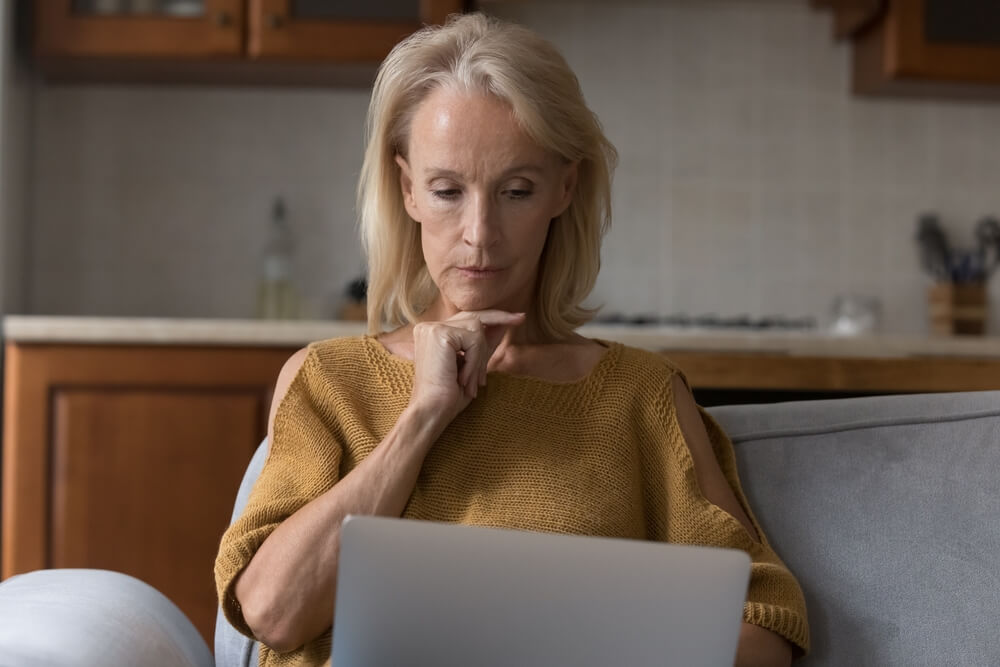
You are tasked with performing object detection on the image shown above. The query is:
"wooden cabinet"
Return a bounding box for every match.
[816,0,1000,98]
[248,0,462,61]
[1,342,294,644]
[37,0,245,60]
[36,0,465,84]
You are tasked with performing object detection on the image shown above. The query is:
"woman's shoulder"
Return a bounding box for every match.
[305,334,373,363]
[273,336,383,398]
[266,336,395,439]
[274,336,372,378]
[600,340,687,383]
[266,336,362,417]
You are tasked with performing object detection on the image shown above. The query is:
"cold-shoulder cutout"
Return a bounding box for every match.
[266,347,311,450]
[669,373,760,543]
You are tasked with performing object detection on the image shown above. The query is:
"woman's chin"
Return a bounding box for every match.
[442,288,517,314]
[453,297,500,313]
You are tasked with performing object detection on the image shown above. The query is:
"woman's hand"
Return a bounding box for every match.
[410,310,525,422]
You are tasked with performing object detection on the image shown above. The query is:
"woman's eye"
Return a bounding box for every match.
[506,189,533,200]
[432,189,461,200]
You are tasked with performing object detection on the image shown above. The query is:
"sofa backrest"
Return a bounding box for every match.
[215,391,1000,667]
[215,441,267,667]
[708,391,1000,667]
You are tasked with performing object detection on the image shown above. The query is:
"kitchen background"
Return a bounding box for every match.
[1,0,999,333]
[3,3,999,647]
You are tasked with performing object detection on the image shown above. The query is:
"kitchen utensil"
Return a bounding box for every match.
[915,214,952,281]
[974,216,1000,278]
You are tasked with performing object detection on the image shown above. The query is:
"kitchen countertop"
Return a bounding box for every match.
[4,315,1000,359]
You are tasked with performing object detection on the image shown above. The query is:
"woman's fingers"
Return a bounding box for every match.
[459,310,526,327]
[451,321,481,395]
[481,312,524,357]
[449,309,525,359]
[451,311,525,394]
[414,310,526,407]
[461,328,488,398]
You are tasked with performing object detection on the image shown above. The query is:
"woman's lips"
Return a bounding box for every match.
[457,266,504,279]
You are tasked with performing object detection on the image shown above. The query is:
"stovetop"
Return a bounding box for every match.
[594,312,819,331]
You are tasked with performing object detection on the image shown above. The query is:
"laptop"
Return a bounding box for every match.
[331,515,750,667]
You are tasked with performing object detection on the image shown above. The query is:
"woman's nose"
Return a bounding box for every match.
[462,194,499,248]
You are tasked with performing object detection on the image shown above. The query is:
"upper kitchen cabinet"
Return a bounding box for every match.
[816,0,1000,99]
[35,0,466,85]
[248,0,461,61]
[37,1,244,60]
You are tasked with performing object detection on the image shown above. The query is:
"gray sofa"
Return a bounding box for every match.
[1,390,998,666]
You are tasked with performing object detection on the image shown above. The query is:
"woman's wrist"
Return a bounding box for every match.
[398,400,454,447]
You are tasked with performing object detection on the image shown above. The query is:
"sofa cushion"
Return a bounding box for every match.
[708,391,1000,667]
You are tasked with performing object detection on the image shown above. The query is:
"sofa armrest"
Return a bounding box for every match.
[0,568,213,667]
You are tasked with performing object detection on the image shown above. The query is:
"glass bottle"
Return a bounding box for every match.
[256,197,300,320]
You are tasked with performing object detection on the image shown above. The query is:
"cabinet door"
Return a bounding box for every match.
[37,0,245,59]
[1,343,294,644]
[247,0,465,61]
[898,0,1000,84]
[854,0,1000,92]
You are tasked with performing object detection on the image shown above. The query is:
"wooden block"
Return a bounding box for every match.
[928,282,987,335]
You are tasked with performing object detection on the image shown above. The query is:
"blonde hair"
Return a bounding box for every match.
[358,12,617,339]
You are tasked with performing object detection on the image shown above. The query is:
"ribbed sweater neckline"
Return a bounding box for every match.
[359,334,623,415]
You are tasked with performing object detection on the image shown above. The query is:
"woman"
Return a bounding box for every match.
[215,13,809,667]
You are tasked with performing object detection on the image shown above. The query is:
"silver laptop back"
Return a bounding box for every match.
[332,515,750,667]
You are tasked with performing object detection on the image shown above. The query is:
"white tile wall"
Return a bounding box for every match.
[0,0,32,315]
[485,0,1000,333]
[31,86,371,319]
[25,0,1000,332]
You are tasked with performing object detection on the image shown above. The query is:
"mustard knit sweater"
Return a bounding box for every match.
[215,336,810,666]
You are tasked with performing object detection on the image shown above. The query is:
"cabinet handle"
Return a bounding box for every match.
[268,13,286,29]
[216,11,233,27]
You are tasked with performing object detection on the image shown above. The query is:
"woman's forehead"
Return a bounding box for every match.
[406,88,553,173]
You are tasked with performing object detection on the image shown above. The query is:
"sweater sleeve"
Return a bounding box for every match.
[697,407,811,656]
[214,346,345,639]
[650,367,811,656]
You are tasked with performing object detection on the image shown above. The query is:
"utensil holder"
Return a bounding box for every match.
[927,282,987,335]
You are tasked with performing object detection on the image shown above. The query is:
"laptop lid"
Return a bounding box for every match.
[333,517,750,667]
[332,515,750,667]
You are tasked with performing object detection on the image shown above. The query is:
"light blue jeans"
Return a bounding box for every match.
[0,568,213,667]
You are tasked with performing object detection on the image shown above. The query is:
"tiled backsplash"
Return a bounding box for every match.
[26,0,1000,332]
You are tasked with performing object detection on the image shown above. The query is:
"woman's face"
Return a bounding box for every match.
[396,87,577,317]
